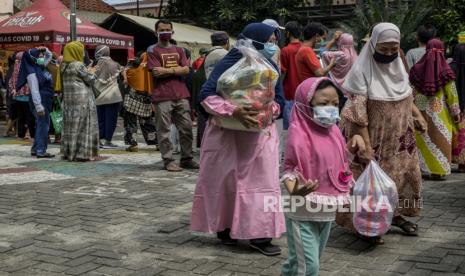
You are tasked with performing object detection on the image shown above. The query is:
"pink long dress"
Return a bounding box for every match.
[190,96,286,240]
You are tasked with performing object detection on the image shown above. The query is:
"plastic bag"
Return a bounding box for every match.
[50,98,63,135]
[352,161,398,237]
[214,39,279,132]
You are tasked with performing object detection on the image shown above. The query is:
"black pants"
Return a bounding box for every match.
[123,111,157,146]
[16,100,35,138]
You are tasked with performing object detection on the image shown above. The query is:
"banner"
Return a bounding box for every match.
[0,32,133,49]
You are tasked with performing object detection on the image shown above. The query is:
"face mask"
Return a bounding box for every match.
[311,105,340,128]
[373,51,398,64]
[158,31,172,42]
[295,103,340,128]
[259,43,278,59]
[36,57,45,66]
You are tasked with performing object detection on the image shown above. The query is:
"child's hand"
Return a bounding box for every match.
[347,134,366,155]
[285,173,319,197]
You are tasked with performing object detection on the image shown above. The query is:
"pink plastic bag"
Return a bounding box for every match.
[352,161,398,237]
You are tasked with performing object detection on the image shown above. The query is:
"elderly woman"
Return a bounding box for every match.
[60,41,99,161]
[190,23,285,256]
[16,47,55,158]
[93,45,125,148]
[335,23,425,244]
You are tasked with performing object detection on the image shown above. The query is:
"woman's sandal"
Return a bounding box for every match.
[356,233,385,245]
[392,217,418,236]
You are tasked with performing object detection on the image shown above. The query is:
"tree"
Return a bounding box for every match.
[164,0,300,36]
[431,0,465,45]
[338,0,433,50]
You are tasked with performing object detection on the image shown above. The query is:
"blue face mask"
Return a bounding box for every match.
[295,103,340,128]
[259,42,278,59]
[311,105,340,128]
[36,57,45,66]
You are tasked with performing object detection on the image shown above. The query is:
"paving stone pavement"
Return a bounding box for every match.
[1,123,465,275]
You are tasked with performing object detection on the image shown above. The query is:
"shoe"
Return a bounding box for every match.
[165,162,183,172]
[126,145,139,152]
[180,160,199,169]
[220,237,238,246]
[37,153,55,159]
[99,139,106,148]
[249,242,281,256]
[217,229,238,246]
[103,141,118,149]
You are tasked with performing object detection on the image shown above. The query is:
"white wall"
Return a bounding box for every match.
[0,0,13,22]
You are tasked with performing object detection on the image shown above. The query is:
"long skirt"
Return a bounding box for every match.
[62,87,99,161]
[190,121,285,240]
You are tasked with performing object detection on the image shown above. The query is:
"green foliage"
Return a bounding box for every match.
[338,0,433,50]
[163,0,300,36]
[431,0,465,45]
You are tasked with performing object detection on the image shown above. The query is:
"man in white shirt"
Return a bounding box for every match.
[406,24,437,69]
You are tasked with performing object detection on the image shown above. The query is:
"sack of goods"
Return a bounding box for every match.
[352,161,398,237]
[214,40,279,132]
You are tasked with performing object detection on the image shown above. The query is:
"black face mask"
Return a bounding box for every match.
[373,51,398,64]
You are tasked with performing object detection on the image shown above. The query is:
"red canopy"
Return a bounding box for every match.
[0,0,134,53]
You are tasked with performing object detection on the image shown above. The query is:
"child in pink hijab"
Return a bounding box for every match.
[282,77,365,276]
[322,33,358,96]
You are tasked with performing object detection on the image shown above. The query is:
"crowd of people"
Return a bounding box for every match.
[1,17,465,276]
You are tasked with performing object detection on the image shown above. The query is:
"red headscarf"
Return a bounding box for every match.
[409,38,455,95]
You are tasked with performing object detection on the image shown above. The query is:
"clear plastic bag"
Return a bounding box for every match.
[214,39,279,132]
[352,161,399,237]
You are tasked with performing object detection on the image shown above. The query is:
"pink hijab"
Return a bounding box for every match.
[284,77,352,205]
[322,33,358,95]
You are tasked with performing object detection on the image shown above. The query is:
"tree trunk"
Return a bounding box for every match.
[158,0,165,18]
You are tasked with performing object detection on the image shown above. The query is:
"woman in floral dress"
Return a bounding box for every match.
[335,23,425,244]
[410,38,461,179]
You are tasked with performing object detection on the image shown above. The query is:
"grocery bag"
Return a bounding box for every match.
[50,98,63,135]
[214,39,279,132]
[352,161,398,237]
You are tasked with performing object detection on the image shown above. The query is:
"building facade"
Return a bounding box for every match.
[112,0,168,17]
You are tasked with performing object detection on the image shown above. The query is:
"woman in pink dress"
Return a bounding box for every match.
[190,23,286,256]
[322,33,358,96]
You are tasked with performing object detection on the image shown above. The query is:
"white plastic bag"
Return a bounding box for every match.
[214,39,279,132]
[352,161,398,237]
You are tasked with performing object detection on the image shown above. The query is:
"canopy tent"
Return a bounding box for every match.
[0,0,134,60]
[101,13,232,60]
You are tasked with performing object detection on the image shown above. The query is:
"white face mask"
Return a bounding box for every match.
[295,103,340,128]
